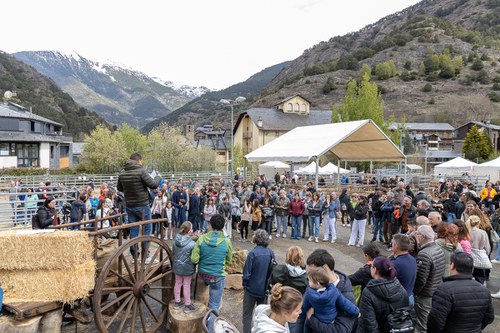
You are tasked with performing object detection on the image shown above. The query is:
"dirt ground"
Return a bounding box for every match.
[63,222,500,332]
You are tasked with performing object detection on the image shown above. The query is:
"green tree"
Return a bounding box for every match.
[463,124,492,161]
[80,125,128,173]
[358,64,372,80]
[374,60,397,80]
[332,72,386,131]
[117,123,148,157]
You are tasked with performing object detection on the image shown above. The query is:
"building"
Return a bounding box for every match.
[389,122,455,151]
[185,124,228,164]
[233,95,332,154]
[0,102,73,169]
[455,120,500,154]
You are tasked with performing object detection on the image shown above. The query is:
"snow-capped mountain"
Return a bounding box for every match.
[12,51,209,127]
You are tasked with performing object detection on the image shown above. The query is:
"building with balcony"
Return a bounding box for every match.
[185,124,228,164]
[0,102,73,169]
[455,120,500,154]
[233,95,331,155]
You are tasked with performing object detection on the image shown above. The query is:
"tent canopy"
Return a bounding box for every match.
[259,161,290,168]
[245,120,405,163]
[434,157,477,169]
[321,162,350,174]
[474,157,500,183]
[295,162,326,175]
[478,156,500,167]
[406,164,423,170]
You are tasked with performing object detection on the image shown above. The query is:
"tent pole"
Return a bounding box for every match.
[315,156,319,189]
[338,159,341,184]
[244,158,247,182]
[404,158,407,183]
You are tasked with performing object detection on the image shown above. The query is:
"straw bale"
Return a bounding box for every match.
[0,230,93,270]
[0,261,95,304]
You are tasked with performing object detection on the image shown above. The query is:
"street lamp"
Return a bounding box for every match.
[219,96,246,184]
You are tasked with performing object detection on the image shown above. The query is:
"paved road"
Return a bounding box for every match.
[63,222,500,332]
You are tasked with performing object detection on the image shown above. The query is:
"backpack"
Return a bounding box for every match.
[31,214,39,227]
[386,304,415,333]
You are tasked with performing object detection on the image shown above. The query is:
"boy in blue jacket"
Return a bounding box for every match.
[299,267,360,332]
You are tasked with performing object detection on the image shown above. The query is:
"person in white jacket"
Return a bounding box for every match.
[251,283,302,333]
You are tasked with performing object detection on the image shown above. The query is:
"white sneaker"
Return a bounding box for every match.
[331,240,336,244]
[491,291,500,299]
[308,236,313,242]
[144,257,158,265]
[491,259,500,264]
[315,237,319,243]
[269,235,272,240]
[347,243,353,246]
[282,234,286,238]
[356,244,361,248]
[276,234,280,238]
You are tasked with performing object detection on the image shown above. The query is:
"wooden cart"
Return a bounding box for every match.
[3,214,174,333]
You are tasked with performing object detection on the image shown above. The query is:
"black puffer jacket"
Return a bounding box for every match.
[414,241,446,297]
[117,159,160,208]
[357,278,411,333]
[33,205,56,229]
[427,274,494,333]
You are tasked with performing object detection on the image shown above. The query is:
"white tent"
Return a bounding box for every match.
[474,156,500,182]
[258,161,290,180]
[245,119,405,187]
[295,162,329,175]
[433,157,478,176]
[321,162,350,174]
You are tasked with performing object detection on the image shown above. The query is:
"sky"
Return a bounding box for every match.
[2,0,420,90]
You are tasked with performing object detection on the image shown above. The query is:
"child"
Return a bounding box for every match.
[164,201,174,240]
[299,268,359,332]
[172,221,197,313]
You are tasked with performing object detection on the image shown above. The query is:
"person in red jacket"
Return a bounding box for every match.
[289,193,305,240]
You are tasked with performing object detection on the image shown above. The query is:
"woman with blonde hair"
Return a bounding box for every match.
[469,215,491,286]
[252,283,303,333]
[270,246,308,294]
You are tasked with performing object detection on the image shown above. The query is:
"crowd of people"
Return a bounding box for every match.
[20,152,500,331]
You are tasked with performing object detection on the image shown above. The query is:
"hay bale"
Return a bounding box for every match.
[0,261,95,304]
[0,230,93,270]
[225,250,247,274]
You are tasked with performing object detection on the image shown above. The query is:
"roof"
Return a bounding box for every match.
[236,108,331,132]
[478,156,500,167]
[275,94,313,106]
[195,138,227,150]
[245,119,405,163]
[456,121,500,131]
[0,103,63,126]
[388,122,454,131]
[425,150,461,158]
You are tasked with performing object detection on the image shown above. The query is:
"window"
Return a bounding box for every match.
[0,143,9,156]
[287,103,293,112]
[301,104,307,112]
[50,145,54,159]
[31,121,35,132]
[15,143,39,167]
[294,103,300,112]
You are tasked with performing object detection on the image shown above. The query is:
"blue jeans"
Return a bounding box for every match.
[276,215,288,236]
[201,276,226,333]
[496,238,500,261]
[309,216,320,238]
[372,217,383,240]
[291,215,302,239]
[126,205,152,257]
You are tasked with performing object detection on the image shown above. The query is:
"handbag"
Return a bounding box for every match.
[470,248,492,269]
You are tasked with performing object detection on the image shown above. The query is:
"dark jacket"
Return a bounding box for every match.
[33,205,56,229]
[427,274,494,333]
[69,200,87,220]
[117,159,160,207]
[357,278,411,333]
[348,264,372,291]
[270,264,308,294]
[354,204,369,220]
[172,234,196,276]
[414,242,446,298]
[391,253,417,297]
[297,270,357,333]
[242,246,274,298]
[188,193,200,216]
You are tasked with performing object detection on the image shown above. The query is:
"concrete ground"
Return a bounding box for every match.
[63,221,500,332]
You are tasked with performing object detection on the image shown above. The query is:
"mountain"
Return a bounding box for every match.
[0,51,109,139]
[13,51,209,127]
[257,0,500,125]
[142,61,292,133]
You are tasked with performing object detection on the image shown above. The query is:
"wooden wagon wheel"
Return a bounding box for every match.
[93,236,173,333]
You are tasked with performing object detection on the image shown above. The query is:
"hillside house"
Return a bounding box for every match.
[389,122,455,152]
[455,121,500,154]
[185,124,228,164]
[233,95,331,154]
[0,103,73,169]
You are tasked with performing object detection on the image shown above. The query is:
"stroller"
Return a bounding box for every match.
[202,309,240,333]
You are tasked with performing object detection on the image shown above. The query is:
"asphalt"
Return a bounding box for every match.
[62,222,500,333]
